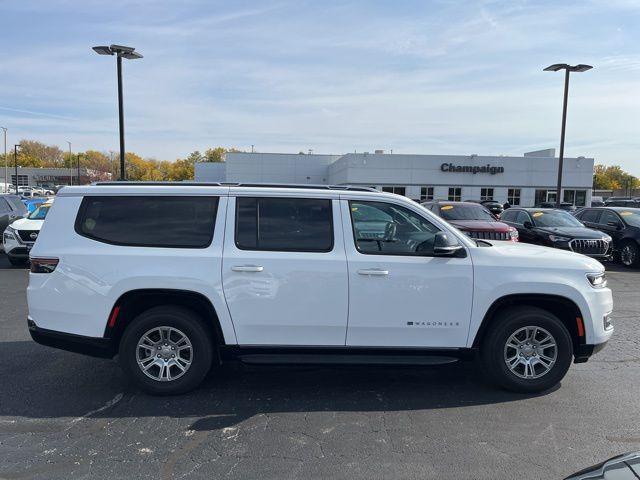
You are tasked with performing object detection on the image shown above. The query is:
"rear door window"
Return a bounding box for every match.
[578,209,601,223]
[235,197,333,252]
[75,196,218,248]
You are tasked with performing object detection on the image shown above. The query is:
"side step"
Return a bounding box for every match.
[238,354,459,366]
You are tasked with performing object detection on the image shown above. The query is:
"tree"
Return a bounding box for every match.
[204,147,226,163]
[593,164,639,190]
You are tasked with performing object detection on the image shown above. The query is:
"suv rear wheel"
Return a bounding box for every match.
[119,306,213,395]
[480,306,573,393]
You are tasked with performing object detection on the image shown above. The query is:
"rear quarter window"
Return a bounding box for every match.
[75,196,218,248]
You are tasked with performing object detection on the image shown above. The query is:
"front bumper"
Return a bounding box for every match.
[3,231,33,259]
[28,318,115,359]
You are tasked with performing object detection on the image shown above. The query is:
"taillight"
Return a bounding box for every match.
[30,257,59,273]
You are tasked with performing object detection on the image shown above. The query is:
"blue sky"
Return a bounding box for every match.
[1,0,639,173]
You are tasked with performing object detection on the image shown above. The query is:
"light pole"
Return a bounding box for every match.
[66,141,72,185]
[92,44,143,181]
[1,127,6,193]
[14,144,20,192]
[544,63,593,208]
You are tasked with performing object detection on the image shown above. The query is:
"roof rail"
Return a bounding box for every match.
[92,181,378,192]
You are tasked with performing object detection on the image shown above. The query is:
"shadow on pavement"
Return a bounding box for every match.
[0,340,556,431]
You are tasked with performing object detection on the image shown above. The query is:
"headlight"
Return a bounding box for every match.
[509,228,519,241]
[549,234,571,243]
[603,235,612,243]
[3,227,16,242]
[586,272,607,289]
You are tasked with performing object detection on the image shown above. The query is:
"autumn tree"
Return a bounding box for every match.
[593,165,638,190]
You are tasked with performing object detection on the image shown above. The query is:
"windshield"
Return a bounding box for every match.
[619,209,640,227]
[439,204,494,221]
[531,210,583,228]
[27,204,51,220]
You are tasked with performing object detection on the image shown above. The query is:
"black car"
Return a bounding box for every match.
[604,199,640,208]
[0,194,27,234]
[466,199,504,217]
[501,208,611,258]
[574,207,640,267]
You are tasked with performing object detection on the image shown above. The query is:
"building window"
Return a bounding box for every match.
[507,188,521,205]
[11,175,29,187]
[382,186,406,196]
[420,187,434,202]
[448,187,462,201]
[563,189,587,207]
[480,188,494,201]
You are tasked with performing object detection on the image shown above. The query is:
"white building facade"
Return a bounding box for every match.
[195,148,594,207]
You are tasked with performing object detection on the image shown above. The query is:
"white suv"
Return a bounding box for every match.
[27,183,613,395]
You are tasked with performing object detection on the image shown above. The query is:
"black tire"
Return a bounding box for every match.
[480,306,573,393]
[618,240,640,268]
[7,256,27,267]
[119,305,214,395]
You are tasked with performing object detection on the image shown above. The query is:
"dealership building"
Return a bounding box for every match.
[195,148,594,207]
[0,166,91,189]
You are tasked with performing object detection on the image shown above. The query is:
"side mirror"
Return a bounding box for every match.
[433,232,465,257]
[523,221,533,229]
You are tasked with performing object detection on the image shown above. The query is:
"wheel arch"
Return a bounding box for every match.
[104,289,227,350]
[472,294,586,354]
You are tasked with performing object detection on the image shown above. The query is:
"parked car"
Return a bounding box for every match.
[535,201,578,212]
[591,200,605,207]
[564,451,640,479]
[27,183,613,395]
[574,207,640,267]
[423,200,518,241]
[501,208,611,258]
[604,199,640,208]
[466,200,504,217]
[3,199,53,266]
[0,194,28,241]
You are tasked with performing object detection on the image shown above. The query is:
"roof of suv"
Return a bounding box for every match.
[56,182,402,200]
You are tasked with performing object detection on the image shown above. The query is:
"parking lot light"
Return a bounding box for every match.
[13,144,20,192]
[544,63,593,208]
[92,44,143,181]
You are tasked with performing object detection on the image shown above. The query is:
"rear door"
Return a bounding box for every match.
[341,197,473,348]
[222,193,349,345]
[0,198,11,232]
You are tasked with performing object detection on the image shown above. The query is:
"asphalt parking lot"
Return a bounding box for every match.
[0,256,638,480]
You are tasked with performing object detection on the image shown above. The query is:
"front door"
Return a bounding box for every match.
[222,195,349,345]
[341,199,473,348]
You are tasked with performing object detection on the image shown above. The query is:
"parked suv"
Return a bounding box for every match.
[3,199,53,265]
[423,200,518,241]
[0,194,28,241]
[574,207,640,267]
[501,208,612,258]
[27,184,613,395]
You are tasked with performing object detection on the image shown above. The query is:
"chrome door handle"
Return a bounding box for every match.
[357,269,389,276]
[231,265,264,272]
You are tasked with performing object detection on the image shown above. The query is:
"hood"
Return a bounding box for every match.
[481,240,605,271]
[448,219,511,232]
[535,226,609,239]
[9,217,44,231]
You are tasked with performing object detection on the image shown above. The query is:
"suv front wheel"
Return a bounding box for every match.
[119,306,214,395]
[480,306,573,393]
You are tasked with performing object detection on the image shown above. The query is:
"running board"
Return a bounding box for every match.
[237,354,459,366]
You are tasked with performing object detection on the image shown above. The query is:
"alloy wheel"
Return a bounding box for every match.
[503,326,557,379]
[621,245,636,266]
[136,326,193,382]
